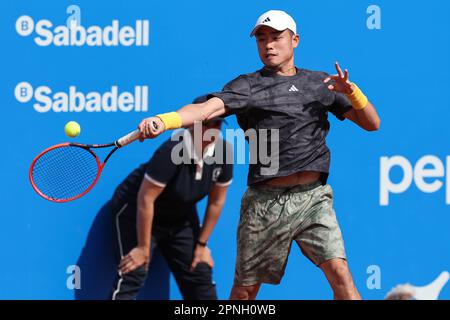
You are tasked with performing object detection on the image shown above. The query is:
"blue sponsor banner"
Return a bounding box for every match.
[0,0,449,299]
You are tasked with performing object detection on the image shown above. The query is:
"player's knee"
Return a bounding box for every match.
[230,285,258,300]
[322,259,352,284]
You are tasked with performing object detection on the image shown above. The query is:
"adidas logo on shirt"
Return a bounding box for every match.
[288,85,299,92]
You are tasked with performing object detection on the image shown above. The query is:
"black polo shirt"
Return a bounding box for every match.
[114,134,233,226]
[209,67,353,186]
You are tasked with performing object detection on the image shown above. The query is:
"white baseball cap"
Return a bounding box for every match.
[250,10,297,37]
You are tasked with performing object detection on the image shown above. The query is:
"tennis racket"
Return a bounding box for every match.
[29,127,152,203]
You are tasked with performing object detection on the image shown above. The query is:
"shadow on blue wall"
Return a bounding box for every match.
[75,201,170,300]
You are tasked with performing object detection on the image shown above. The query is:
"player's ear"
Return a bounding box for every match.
[292,33,300,48]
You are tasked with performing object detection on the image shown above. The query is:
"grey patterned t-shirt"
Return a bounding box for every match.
[209,67,353,186]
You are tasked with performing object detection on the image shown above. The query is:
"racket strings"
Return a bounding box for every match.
[31,146,100,200]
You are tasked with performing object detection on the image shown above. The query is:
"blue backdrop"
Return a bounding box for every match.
[1,0,449,300]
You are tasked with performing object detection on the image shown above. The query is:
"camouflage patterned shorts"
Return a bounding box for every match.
[234,181,346,286]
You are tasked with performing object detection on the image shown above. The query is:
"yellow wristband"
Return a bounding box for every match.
[347,84,368,110]
[156,112,182,130]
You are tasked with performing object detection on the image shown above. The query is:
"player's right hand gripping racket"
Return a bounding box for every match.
[29,126,154,203]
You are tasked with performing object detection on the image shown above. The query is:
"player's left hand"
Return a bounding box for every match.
[190,245,214,271]
[324,62,355,94]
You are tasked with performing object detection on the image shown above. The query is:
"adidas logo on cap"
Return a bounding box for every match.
[250,10,297,37]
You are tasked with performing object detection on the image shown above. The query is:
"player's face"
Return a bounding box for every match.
[255,26,299,69]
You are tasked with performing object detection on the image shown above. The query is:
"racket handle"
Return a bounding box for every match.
[115,122,159,147]
[115,121,160,147]
[115,129,141,148]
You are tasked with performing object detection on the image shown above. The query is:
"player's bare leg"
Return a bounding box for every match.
[229,283,261,300]
[319,258,361,300]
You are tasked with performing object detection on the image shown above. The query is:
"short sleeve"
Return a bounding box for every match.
[328,92,353,121]
[215,163,233,186]
[208,75,251,115]
[144,141,178,187]
[215,142,233,186]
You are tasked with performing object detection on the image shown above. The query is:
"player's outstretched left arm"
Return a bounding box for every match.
[324,62,381,131]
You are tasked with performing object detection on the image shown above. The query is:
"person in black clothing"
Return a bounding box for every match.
[137,10,381,300]
[110,96,233,300]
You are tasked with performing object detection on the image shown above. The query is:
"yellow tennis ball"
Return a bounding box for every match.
[64,121,81,138]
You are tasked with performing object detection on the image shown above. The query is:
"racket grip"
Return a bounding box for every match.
[115,129,141,148]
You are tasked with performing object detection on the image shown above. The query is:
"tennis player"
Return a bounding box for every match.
[137,10,380,300]
[110,96,233,300]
